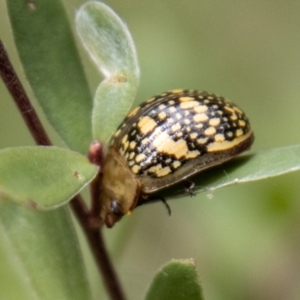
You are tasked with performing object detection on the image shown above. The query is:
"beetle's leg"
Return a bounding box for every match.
[146,195,172,216]
[182,180,196,196]
[160,196,171,216]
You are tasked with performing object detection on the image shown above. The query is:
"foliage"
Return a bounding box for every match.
[1,1,300,299]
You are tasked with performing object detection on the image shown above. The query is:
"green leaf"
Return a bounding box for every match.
[159,144,300,199]
[6,0,93,154]
[76,1,140,144]
[0,201,92,300]
[0,146,98,209]
[145,259,204,300]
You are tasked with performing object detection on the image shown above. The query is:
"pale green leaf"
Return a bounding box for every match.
[159,144,300,199]
[0,146,98,209]
[145,259,204,300]
[0,202,92,300]
[6,0,93,154]
[76,1,139,143]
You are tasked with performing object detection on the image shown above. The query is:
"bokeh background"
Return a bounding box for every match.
[1,1,300,299]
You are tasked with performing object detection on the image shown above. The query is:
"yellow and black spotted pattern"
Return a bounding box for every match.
[100,89,254,227]
[111,89,252,178]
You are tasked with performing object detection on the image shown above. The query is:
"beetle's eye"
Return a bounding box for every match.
[110,200,122,216]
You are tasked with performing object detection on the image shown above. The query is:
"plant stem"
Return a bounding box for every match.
[88,141,104,222]
[71,198,125,300]
[0,40,51,146]
[0,39,126,300]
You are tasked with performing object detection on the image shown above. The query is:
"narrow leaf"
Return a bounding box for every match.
[159,144,300,199]
[0,201,92,300]
[0,147,98,209]
[76,1,140,143]
[6,0,93,154]
[145,259,204,300]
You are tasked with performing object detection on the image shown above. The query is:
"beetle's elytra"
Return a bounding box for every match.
[100,90,254,227]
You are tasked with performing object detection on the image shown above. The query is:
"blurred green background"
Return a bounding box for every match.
[1,1,300,299]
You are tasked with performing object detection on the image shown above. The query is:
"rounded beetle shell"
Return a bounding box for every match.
[100,90,254,227]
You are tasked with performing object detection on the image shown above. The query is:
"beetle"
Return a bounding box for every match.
[99,89,254,227]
